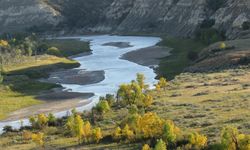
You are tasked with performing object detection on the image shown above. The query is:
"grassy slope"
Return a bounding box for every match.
[45,39,91,57]
[1,66,249,149]
[0,40,90,120]
[157,37,206,79]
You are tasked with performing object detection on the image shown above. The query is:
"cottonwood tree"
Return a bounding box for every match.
[32,132,45,148]
[92,127,103,143]
[142,144,151,150]
[221,126,250,150]
[136,73,149,90]
[154,139,167,150]
[188,132,207,149]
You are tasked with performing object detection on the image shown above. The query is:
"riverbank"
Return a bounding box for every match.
[121,46,171,68]
[0,39,93,121]
[3,89,94,122]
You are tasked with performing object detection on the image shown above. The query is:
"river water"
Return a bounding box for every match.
[0,35,161,134]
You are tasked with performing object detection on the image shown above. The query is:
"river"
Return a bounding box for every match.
[0,35,161,134]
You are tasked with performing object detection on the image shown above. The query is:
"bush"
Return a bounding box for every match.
[3,126,13,133]
[242,21,250,30]
[37,43,49,54]
[187,51,199,61]
[196,28,224,44]
[46,47,61,56]
[238,57,250,65]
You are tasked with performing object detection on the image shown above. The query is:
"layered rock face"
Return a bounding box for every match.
[0,0,250,39]
[0,0,62,33]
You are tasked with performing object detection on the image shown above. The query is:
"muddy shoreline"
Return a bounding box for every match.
[121,46,172,67]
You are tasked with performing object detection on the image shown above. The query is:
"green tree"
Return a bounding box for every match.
[154,139,167,150]
[96,100,110,114]
[46,47,61,56]
[221,126,250,150]
[48,113,57,126]
[136,73,148,90]
[117,81,143,106]
[162,120,180,144]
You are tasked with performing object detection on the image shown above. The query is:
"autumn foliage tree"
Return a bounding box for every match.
[92,127,103,143]
[117,74,153,108]
[32,132,45,148]
[188,132,207,149]
[142,144,151,150]
[136,112,164,138]
[66,113,103,144]
[221,126,250,150]
[29,114,48,129]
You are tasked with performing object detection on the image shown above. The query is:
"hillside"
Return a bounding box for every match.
[1,66,249,149]
[0,0,250,39]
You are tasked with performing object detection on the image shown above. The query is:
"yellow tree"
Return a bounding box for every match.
[113,127,122,141]
[122,124,135,141]
[136,112,164,138]
[142,144,151,150]
[32,132,44,148]
[158,77,168,89]
[74,115,84,144]
[92,127,103,143]
[37,114,48,129]
[188,132,207,149]
[83,121,92,143]
[142,94,153,108]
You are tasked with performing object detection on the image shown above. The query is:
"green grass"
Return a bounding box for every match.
[157,37,206,79]
[0,86,42,120]
[44,39,91,57]
[0,55,78,120]
[3,55,80,79]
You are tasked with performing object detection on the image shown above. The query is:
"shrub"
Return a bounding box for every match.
[238,57,250,65]
[43,127,58,135]
[3,126,13,133]
[242,21,250,30]
[219,42,226,49]
[22,130,32,142]
[46,47,61,56]
[32,132,44,147]
[187,51,199,61]
[196,28,224,44]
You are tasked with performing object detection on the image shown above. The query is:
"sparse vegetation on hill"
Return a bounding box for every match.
[1,67,250,149]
